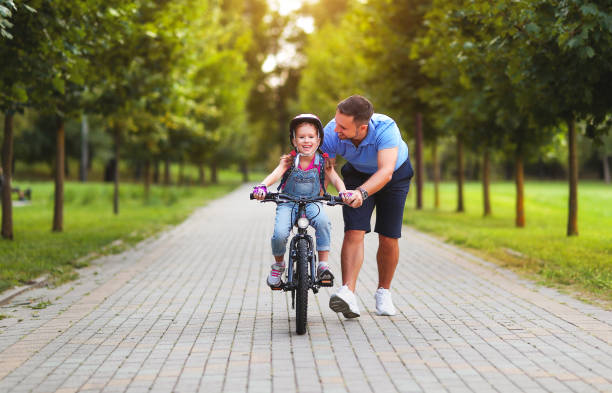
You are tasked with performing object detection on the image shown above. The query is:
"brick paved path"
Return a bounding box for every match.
[0,184,610,393]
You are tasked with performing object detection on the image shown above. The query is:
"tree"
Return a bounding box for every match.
[492,0,612,235]
[360,0,434,210]
[32,1,135,231]
[297,6,367,124]
[0,1,40,239]
[416,0,560,225]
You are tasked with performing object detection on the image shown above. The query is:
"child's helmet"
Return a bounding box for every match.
[289,114,324,146]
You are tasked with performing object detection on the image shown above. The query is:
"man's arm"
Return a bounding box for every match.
[324,156,336,189]
[324,157,347,193]
[347,147,398,208]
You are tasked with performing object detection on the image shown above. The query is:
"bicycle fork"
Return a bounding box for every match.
[286,231,316,309]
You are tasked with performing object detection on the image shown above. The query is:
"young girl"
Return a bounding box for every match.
[253,114,349,288]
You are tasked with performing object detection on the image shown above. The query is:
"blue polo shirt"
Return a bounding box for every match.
[321,113,409,174]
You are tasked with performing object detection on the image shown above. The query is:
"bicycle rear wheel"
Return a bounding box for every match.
[295,238,309,335]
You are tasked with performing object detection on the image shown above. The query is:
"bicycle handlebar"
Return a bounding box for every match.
[249,192,345,205]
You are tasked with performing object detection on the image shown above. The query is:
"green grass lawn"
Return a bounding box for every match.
[0,178,244,293]
[404,181,612,304]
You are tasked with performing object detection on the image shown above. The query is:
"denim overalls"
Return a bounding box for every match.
[271,154,332,256]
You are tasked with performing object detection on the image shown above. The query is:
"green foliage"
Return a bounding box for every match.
[0,0,35,40]
[1,0,263,182]
[360,0,434,135]
[297,3,368,122]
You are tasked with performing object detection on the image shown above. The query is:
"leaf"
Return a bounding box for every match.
[52,77,65,94]
[580,3,598,16]
[23,4,37,13]
[604,15,612,33]
[525,23,540,35]
[567,36,581,49]
[584,46,595,58]
[0,5,12,17]
[11,85,28,102]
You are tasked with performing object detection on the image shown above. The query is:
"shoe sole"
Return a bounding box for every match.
[267,279,282,289]
[318,270,334,281]
[375,309,396,316]
[329,295,360,318]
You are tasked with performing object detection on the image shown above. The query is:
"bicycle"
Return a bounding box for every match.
[250,192,345,335]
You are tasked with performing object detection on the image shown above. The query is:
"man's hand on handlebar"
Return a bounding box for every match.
[341,189,364,208]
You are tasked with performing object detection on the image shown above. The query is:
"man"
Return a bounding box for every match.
[321,95,413,317]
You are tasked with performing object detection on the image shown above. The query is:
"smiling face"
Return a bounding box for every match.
[333,110,368,142]
[292,123,320,156]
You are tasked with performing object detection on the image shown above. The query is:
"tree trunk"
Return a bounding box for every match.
[483,149,491,216]
[515,153,525,228]
[113,128,120,215]
[164,158,170,186]
[432,142,440,209]
[80,114,88,182]
[567,117,578,236]
[240,160,249,182]
[153,160,160,184]
[415,113,424,209]
[1,111,14,239]
[179,161,184,186]
[456,134,464,212]
[210,161,218,184]
[53,117,65,232]
[602,154,610,184]
[144,159,151,203]
[199,163,206,186]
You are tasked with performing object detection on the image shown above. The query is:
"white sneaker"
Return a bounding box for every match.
[374,288,396,316]
[267,262,285,287]
[329,285,360,318]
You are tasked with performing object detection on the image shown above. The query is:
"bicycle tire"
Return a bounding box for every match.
[295,238,309,335]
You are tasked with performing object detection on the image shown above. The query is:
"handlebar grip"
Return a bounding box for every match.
[250,192,279,201]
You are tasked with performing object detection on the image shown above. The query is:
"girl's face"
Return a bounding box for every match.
[292,123,320,156]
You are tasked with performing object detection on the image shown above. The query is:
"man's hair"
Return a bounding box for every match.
[337,95,374,125]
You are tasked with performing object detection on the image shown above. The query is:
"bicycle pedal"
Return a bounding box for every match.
[319,279,333,287]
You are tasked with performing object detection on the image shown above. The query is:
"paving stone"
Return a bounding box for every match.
[0,185,610,393]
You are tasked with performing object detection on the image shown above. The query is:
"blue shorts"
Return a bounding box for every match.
[341,159,413,238]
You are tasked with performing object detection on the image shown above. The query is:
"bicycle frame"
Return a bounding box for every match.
[285,203,318,293]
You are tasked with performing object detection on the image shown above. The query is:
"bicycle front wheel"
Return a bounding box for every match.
[295,238,309,335]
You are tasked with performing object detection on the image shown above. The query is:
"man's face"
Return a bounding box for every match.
[334,111,368,141]
[333,111,359,140]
